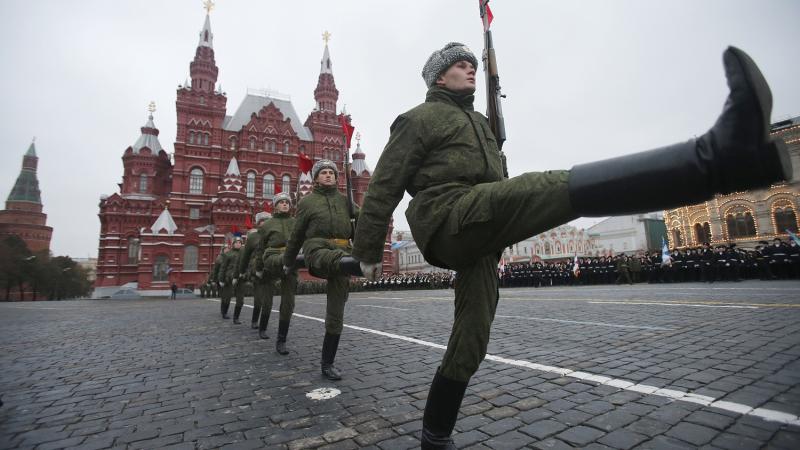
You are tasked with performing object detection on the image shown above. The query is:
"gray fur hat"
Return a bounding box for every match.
[421,42,478,87]
[254,211,271,224]
[312,159,338,180]
[272,192,291,205]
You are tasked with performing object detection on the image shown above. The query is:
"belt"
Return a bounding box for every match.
[330,238,350,246]
[269,246,286,251]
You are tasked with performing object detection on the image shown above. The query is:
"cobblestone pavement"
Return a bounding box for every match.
[1,280,799,449]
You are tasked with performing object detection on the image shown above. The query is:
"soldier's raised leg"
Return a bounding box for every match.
[276,272,297,355]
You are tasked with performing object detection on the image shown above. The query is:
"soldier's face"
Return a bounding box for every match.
[234,240,242,249]
[437,60,476,94]
[276,200,290,213]
[316,168,337,187]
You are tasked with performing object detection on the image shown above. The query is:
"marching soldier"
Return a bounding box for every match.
[283,160,361,380]
[220,237,244,323]
[211,245,228,316]
[255,192,297,355]
[237,211,272,329]
[351,42,790,447]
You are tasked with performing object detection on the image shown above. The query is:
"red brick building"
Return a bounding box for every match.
[95,11,391,295]
[0,140,52,253]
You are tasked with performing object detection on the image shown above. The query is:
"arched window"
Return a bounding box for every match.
[263,174,275,197]
[284,141,290,154]
[188,131,195,144]
[183,245,198,271]
[153,255,169,282]
[672,229,684,247]
[249,137,257,150]
[544,242,551,255]
[199,96,206,106]
[246,172,256,198]
[694,222,711,245]
[555,243,562,254]
[726,210,756,239]
[189,168,204,194]
[281,175,291,194]
[139,174,148,193]
[203,133,209,146]
[127,237,140,264]
[774,206,798,234]
[269,141,276,152]
[229,136,238,150]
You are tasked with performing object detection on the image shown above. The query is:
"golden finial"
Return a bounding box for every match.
[32,136,36,143]
[148,101,156,114]
[322,30,331,44]
[165,199,170,210]
[203,0,214,14]
[355,132,361,144]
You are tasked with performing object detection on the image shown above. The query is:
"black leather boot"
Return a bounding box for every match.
[258,307,271,339]
[276,320,291,355]
[232,304,243,324]
[568,47,791,217]
[221,299,230,319]
[420,370,469,450]
[321,332,342,380]
[337,256,364,277]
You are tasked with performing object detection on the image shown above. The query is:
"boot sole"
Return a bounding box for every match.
[725,47,793,183]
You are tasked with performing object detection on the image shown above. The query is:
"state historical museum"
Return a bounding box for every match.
[95,10,388,295]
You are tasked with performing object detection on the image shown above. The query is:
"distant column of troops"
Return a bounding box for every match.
[500,238,800,287]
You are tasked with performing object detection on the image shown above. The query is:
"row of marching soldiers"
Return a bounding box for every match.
[198,160,365,381]
[362,271,455,291]
[499,237,799,287]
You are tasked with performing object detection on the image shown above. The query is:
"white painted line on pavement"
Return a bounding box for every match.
[354,305,410,311]
[494,314,673,331]
[589,301,758,309]
[207,298,800,426]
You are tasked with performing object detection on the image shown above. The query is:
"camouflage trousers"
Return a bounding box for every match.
[262,253,298,323]
[305,245,351,335]
[427,170,576,382]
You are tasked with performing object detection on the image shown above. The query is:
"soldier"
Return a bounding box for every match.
[350,41,790,447]
[283,160,361,380]
[255,192,297,355]
[220,237,244,323]
[211,245,228,317]
[615,255,633,285]
[237,211,272,329]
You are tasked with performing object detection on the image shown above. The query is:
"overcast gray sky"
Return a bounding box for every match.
[1,0,798,258]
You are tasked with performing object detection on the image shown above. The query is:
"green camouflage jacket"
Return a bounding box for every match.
[236,229,262,277]
[284,185,355,267]
[352,86,505,267]
[219,247,241,282]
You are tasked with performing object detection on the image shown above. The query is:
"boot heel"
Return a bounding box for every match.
[763,138,793,183]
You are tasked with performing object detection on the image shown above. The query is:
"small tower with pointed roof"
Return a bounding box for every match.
[0,139,53,252]
[120,106,171,198]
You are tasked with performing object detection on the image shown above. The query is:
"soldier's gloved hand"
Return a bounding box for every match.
[255,271,263,279]
[232,278,238,286]
[360,261,381,282]
[283,265,293,276]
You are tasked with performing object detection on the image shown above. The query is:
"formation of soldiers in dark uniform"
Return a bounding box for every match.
[362,271,455,291]
[497,237,799,288]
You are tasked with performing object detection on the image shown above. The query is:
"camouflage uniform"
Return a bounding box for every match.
[353,86,575,382]
[284,183,356,379]
[210,249,226,315]
[219,246,243,322]
[255,211,297,351]
[238,229,266,328]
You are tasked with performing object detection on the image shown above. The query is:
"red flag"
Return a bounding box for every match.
[338,114,355,148]
[274,179,282,194]
[480,0,494,31]
[298,152,313,173]
[244,214,253,230]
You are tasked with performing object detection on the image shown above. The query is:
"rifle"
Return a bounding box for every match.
[479,0,508,177]
[339,115,357,239]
